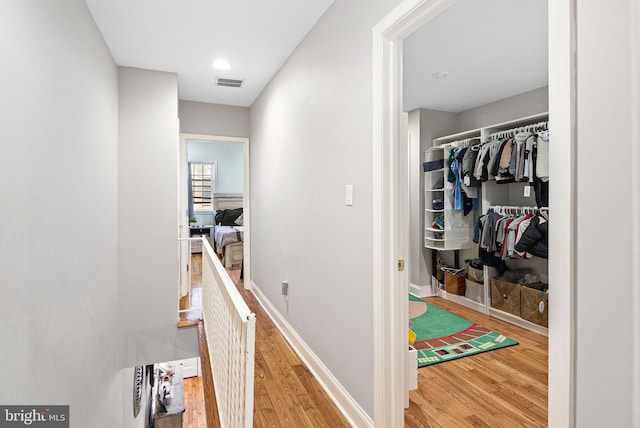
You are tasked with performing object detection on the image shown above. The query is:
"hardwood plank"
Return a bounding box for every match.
[183,376,207,428]
[291,365,350,428]
[253,381,282,428]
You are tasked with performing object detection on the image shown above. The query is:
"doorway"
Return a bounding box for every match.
[178,133,251,323]
[372,0,576,426]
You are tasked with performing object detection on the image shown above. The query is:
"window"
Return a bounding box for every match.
[190,162,216,212]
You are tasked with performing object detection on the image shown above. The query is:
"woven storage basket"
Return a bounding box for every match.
[521,286,549,327]
[490,278,521,316]
[444,271,466,295]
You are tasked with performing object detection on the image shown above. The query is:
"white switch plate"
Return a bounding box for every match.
[524,185,531,197]
[345,184,353,206]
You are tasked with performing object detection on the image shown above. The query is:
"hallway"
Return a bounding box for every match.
[183,258,350,427]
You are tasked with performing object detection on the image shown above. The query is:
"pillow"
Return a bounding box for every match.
[221,208,243,226]
[214,210,225,225]
[234,213,244,226]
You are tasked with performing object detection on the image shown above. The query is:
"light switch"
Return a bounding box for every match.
[345,184,353,206]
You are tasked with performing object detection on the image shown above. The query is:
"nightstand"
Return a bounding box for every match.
[189,225,213,253]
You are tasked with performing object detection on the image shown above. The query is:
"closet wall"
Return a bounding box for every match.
[410,87,549,290]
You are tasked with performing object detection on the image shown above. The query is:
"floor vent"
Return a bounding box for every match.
[216,77,244,88]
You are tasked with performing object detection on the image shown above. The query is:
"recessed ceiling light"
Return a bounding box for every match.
[212,59,231,70]
[432,71,449,79]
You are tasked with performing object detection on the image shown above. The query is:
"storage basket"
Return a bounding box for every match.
[423,159,444,172]
[521,286,549,327]
[464,278,484,303]
[490,277,521,316]
[444,271,466,295]
[466,261,484,283]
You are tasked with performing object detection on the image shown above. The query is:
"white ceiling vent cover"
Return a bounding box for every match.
[216,77,244,88]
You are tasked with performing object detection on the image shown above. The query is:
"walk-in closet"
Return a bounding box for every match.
[403,0,550,425]
[426,113,550,335]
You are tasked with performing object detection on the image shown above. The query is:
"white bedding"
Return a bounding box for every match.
[214,225,243,256]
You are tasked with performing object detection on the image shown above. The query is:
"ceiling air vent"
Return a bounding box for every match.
[216,77,244,88]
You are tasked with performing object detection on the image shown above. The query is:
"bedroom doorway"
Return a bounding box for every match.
[178,133,251,325]
[372,0,576,426]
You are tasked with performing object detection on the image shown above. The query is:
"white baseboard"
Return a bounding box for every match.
[409,282,436,298]
[250,280,373,428]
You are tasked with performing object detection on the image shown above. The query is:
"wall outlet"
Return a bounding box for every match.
[282,281,289,296]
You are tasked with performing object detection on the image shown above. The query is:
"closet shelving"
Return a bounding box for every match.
[424,129,479,251]
[423,146,446,249]
[427,112,550,336]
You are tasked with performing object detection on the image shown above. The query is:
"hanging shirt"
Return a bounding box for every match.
[536,130,550,182]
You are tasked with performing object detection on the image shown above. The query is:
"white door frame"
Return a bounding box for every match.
[372,0,577,426]
[179,133,251,289]
[632,0,640,423]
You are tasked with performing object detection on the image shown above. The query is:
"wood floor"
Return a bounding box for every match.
[183,256,350,427]
[406,297,548,428]
[178,253,203,327]
[183,376,207,428]
[183,256,548,427]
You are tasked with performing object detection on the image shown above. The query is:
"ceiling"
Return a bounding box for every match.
[403,0,548,113]
[85,0,334,107]
[85,0,547,112]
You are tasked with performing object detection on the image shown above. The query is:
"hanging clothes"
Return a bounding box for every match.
[462,139,481,187]
[450,146,478,215]
[478,208,548,260]
[514,214,548,258]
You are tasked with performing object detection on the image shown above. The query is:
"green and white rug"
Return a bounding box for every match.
[409,294,518,367]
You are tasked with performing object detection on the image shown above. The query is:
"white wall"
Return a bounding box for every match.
[456,86,548,131]
[188,140,244,193]
[118,67,199,367]
[408,110,423,287]
[575,2,635,426]
[0,0,122,426]
[179,100,250,138]
[249,0,402,417]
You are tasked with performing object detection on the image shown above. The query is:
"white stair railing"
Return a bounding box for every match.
[201,238,255,427]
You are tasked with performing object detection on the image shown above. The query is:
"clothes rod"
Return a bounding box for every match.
[443,137,480,148]
[489,205,549,214]
[488,121,548,140]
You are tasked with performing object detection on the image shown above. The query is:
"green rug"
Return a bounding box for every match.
[409,294,518,367]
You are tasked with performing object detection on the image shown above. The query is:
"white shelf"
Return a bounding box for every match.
[425,244,445,250]
[423,145,475,252]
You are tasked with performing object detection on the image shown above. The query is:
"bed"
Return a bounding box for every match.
[212,193,244,268]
